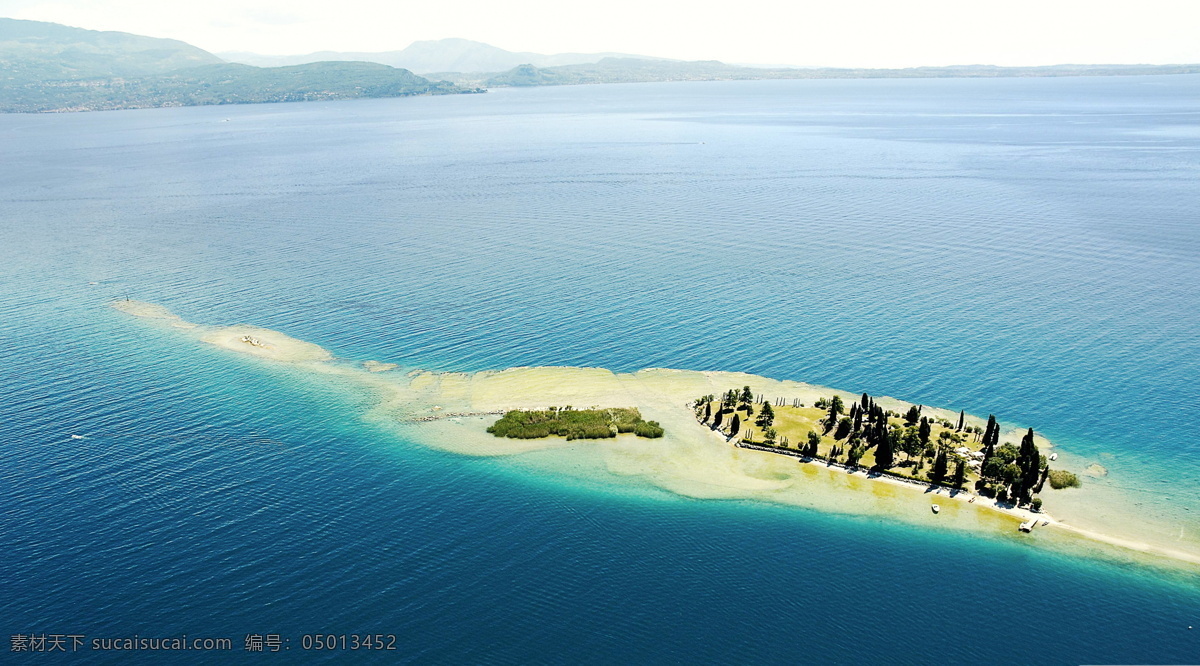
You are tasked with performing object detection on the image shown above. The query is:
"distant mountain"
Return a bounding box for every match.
[220,38,661,75]
[0,17,222,82]
[0,19,481,112]
[464,58,1200,88]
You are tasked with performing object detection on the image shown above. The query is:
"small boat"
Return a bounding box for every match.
[931,504,940,514]
[1049,453,1058,461]
[1041,520,1050,527]
[968,496,976,503]
[1019,521,1034,532]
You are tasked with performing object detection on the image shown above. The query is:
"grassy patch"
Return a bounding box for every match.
[487,407,664,441]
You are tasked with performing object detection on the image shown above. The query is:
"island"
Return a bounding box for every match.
[108,299,1200,570]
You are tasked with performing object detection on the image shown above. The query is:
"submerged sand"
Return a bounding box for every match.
[111,300,1200,569]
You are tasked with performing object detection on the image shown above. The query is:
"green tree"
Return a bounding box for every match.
[830,395,845,417]
[981,458,1005,481]
[723,389,737,410]
[1015,428,1040,504]
[755,401,775,428]
[930,450,948,484]
[806,431,821,457]
[740,386,753,407]
[875,424,895,468]
[1034,464,1050,494]
[763,427,778,446]
[901,426,922,460]
[918,417,931,448]
[904,405,921,425]
[834,417,852,440]
[981,415,998,463]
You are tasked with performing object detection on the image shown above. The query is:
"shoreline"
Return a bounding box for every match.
[109,299,1200,571]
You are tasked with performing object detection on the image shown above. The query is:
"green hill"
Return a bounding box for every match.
[2,61,480,113]
[0,19,482,112]
[0,17,222,82]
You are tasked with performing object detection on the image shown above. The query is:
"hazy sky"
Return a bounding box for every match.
[7,0,1200,67]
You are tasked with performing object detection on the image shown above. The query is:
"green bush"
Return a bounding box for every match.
[1047,469,1082,489]
[488,408,663,441]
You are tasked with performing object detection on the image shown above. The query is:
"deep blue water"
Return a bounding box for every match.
[2,76,1200,663]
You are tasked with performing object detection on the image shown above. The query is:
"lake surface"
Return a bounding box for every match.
[2,76,1199,663]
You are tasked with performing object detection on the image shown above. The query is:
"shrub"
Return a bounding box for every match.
[1031,497,1043,512]
[1047,470,1082,489]
[488,408,663,440]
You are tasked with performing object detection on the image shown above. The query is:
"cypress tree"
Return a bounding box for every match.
[931,450,948,484]
[861,392,870,410]
[730,414,741,438]
[956,410,965,432]
[703,402,712,423]
[953,460,966,488]
[1017,428,1040,503]
[712,409,724,430]
[1035,464,1050,494]
[918,417,931,448]
[981,415,998,462]
[875,426,895,469]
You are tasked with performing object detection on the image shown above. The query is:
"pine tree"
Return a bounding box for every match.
[740,386,753,406]
[730,414,741,438]
[756,401,775,428]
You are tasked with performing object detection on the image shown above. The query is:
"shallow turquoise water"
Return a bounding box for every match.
[2,76,1199,663]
